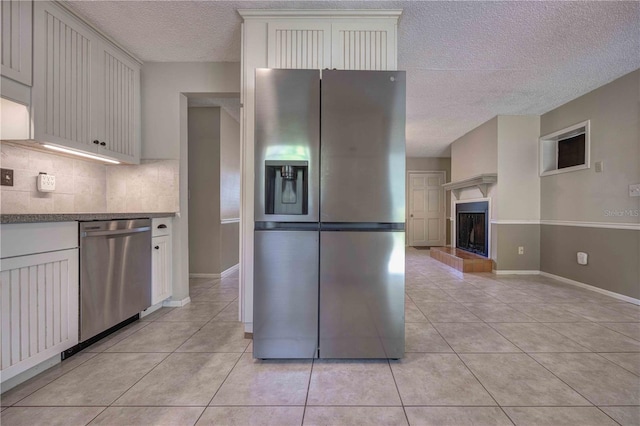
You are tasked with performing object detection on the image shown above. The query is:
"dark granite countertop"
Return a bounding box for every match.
[1,212,176,224]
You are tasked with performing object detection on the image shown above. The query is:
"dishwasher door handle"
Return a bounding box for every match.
[81,226,151,238]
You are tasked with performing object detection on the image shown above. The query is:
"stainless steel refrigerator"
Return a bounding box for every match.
[254,69,405,359]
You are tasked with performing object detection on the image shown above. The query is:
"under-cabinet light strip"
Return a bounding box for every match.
[42,144,121,164]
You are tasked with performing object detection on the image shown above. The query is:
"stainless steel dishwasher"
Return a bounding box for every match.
[80,219,152,342]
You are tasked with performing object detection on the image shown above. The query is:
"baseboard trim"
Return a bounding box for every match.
[221,263,239,278]
[189,273,220,279]
[0,354,60,392]
[494,270,541,275]
[140,302,164,317]
[244,322,253,333]
[163,296,191,307]
[539,271,640,305]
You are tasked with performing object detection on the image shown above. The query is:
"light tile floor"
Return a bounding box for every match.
[1,248,639,425]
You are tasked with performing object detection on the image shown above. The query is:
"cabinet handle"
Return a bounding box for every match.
[154,246,160,250]
[100,142,106,146]
[157,224,167,229]
[93,140,100,145]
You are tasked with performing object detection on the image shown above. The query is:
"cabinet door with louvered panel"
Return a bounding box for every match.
[32,1,97,152]
[96,41,140,164]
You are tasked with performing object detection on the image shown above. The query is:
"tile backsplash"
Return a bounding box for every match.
[0,143,179,214]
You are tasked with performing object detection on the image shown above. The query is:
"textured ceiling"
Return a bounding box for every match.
[66,0,640,157]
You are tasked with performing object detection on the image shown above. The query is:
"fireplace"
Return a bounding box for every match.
[456,201,489,257]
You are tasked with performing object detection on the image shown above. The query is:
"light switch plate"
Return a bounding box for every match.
[630,184,640,197]
[37,173,56,192]
[595,161,603,173]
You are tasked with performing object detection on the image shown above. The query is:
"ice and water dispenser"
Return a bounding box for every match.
[264,160,308,215]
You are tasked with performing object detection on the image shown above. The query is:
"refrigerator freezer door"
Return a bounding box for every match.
[255,69,320,222]
[319,231,405,358]
[321,70,406,223]
[254,230,319,358]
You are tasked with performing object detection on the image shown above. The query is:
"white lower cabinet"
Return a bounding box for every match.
[0,248,79,383]
[151,218,172,305]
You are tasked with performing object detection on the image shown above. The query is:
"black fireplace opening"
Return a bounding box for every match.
[456,201,489,257]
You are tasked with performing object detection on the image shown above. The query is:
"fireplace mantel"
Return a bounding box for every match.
[442,174,497,198]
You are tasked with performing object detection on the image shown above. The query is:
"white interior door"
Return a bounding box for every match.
[408,172,445,247]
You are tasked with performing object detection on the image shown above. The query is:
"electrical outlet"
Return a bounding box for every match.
[518,246,524,255]
[1,168,14,186]
[595,161,603,173]
[36,173,56,192]
[577,252,588,265]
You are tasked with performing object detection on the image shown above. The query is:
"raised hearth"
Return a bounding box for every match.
[430,246,493,273]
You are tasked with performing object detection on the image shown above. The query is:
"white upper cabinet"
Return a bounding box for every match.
[245,11,400,73]
[96,42,140,163]
[331,21,397,71]
[1,0,33,86]
[267,22,332,69]
[32,1,141,164]
[32,1,95,153]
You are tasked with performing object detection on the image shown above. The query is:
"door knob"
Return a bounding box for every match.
[93,140,99,145]
[410,214,414,217]
[154,246,160,250]
[100,142,106,146]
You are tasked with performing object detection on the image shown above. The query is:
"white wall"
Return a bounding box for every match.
[496,116,541,221]
[142,63,240,159]
[141,62,240,302]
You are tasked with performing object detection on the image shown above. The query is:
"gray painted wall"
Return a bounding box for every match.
[220,108,240,271]
[541,226,639,299]
[493,224,541,271]
[539,70,639,298]
[220,109,240,221]
[221,222,240,272]
[188,107,240,275]
[188,107,221,275]
[540,70,639,223]
[451,117,498,182]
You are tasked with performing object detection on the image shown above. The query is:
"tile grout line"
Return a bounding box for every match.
[408,289,514,423]
[487,326,601,407]
[386,358,411,425]
[192,278,244,424]
[98,297,220,416]
[300,358,315,426]
[483,321,592,354]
